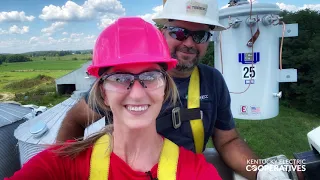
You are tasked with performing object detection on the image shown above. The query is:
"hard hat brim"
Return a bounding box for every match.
[152,14,226,31]
[87,55,178,78]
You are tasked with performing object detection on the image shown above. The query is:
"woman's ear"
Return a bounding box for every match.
[161,28,166,35]
[104,97,109,106]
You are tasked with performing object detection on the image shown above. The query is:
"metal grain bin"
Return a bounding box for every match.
[14,93,82,166]
[0,103,32,179]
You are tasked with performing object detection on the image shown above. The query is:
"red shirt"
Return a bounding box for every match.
[5,145,222,180]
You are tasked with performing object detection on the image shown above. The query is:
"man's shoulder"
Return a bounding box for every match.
[197,64,225,88]
[198,64,223,79]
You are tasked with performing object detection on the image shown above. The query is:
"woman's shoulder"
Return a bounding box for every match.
[26,139,94,169]
[178,146,207,164]
[177,147,222,180]
[5,141,93,180]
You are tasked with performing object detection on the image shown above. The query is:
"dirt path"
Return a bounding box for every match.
[0,93,15,101]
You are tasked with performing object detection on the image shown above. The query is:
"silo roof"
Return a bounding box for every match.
[0,103,32,128]
[14,95,80,145]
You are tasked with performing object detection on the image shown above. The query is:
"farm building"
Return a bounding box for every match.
[55,61,97,95]
[0,102,32,179]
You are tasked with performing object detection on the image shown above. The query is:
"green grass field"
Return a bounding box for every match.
[0,71,68,92]
[0,55,89,106]
[0,56,89,93]
[0,59,88,71]
[206,105,319,159]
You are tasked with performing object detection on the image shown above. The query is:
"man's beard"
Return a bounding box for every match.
[171,46,200,72]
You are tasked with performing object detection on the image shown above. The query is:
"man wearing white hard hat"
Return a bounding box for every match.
[153,0,298,180]
[56,0,296,179]
[152,0,260,179]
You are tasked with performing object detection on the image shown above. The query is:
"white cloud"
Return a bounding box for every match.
[0,11,35,23]
[62,32,68,35]
[220,0,257,9]
[85,35,96,40]
[84,0,125,14]
[0,38,28,48]
[0,38,29,53]
[39,0,125,28]
[70,33,84,39]
[39,1,94,21]
[41,22,66,36]
[276,3,320,12]
[0,25,29,35]
[1,34,96,53]
[139,5,163,25]
[29,36,39,44]
[0,28,6,34]
[98,17,115,29]
[9,25,29,34]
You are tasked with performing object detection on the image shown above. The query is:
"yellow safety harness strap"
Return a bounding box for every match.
[90,135,179,180]
[89,134,112,180]
[188,66,204,153]
[158,138,179,180]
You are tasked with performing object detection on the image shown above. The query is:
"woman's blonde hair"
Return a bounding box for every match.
[53,65,179,158]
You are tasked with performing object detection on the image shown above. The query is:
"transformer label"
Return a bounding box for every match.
[239,105,261,115]
[238,52,260,64]
[250,106,261,114]
[245,79,255,84]
[240,105,248,115]
[242,65,256,80]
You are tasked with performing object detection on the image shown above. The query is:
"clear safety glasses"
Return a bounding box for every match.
[100,70,166,93]
[164,26,212,44]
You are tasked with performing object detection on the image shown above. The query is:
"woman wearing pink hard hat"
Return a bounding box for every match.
[5,17,222,180]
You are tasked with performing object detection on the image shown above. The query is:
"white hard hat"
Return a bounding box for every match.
[153,0,226,31]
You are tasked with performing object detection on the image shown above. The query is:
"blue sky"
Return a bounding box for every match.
[0,0,319,54]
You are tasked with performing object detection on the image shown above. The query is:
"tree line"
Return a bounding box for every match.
[0,54,32,64]
[23,50,92,57]
[279,9,320,115]
[0,50,93,64]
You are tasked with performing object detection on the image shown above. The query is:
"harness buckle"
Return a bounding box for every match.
[172,107,181,129]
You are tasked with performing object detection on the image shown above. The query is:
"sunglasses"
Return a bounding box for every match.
[164,26,212,44]
[100,70,166,93]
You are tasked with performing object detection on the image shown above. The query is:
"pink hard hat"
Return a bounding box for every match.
[87,17,177,78]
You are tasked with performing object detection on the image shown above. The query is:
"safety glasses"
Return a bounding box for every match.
[100,70,166,93]
[164,26,212,44]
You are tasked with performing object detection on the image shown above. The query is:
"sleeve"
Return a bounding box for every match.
[194,154,223,180]
[4,149,63,180]
[177,148,223,180]
[214,70,236,130]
